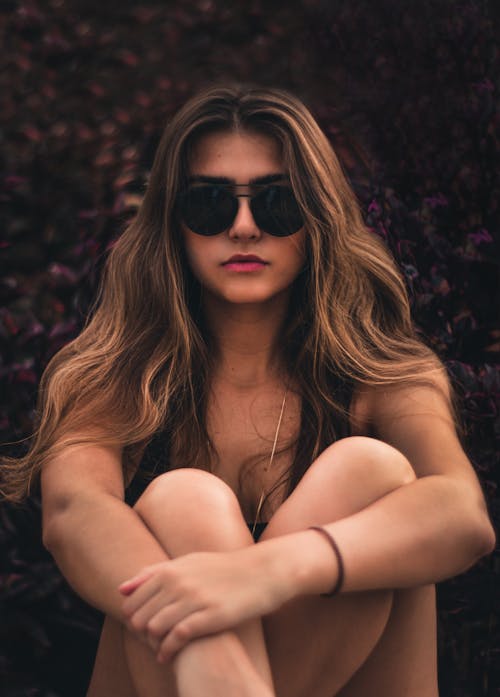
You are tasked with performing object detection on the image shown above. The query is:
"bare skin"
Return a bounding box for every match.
[86,424,436,697]
[41,129,494,697]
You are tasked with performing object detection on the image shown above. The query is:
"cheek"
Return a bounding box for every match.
[183,239,198,271]
[182,232,212,281]
[285,231,307,273]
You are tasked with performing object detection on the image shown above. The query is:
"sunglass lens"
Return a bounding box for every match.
[178,186,236,236]
[251,186,303,236]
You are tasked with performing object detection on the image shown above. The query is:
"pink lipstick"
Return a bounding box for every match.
[222,254,269,272]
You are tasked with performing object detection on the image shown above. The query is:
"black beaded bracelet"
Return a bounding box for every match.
[308,526,345,597]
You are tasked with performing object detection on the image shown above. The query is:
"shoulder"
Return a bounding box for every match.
[350,367,452,436]
[348,369,481,486]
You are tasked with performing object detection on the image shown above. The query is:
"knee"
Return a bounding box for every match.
[134,468,241,520]
[309,436,416,498]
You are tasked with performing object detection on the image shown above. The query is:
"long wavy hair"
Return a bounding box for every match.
[1,82,452,507]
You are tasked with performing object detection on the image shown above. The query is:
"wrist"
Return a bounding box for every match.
[308,526,344,596]
[258,529,341,599]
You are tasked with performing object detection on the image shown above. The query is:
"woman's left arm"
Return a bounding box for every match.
[277,371,496,596]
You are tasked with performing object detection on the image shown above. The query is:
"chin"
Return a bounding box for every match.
[217,284,291,306]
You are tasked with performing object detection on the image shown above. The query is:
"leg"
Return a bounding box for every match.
[336,584,438,697]
[86,616,137,697]
[129,468,275,697]
[259,436,438,697]
[126,439,413,697]
[88,436,430,697]
[88,469,275,697]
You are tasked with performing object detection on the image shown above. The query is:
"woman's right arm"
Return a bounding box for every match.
[41,439,168,621]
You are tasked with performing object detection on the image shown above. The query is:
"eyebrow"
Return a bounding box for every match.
[187,173,288,186]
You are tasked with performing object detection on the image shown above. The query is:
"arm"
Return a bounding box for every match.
[268,372,496,595]
[41,440,168,620]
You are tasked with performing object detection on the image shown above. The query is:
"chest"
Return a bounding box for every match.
[205,384,302,521]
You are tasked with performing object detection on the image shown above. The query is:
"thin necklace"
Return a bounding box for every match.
[251,386,288,537]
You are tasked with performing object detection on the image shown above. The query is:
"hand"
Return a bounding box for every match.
[118,544,295,663]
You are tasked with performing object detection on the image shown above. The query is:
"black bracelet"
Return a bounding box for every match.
[308,526,345,597]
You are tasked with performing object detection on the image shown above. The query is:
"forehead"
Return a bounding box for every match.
[187,130,285,182]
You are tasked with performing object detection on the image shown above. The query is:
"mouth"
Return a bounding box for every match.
[222,255,269,265]
[221,254,269,273]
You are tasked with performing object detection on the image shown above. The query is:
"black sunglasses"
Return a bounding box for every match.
[175,182,304,237]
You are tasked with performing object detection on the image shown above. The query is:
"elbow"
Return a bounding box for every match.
[42,514,65,553]
[464,506,496,561]
[42,496,74,553]
[446,478,496,562]
[474,514,496,557]
[41,485,89,553]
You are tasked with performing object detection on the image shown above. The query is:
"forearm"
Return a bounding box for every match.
[262,476,494,596]
[44,495,168,619]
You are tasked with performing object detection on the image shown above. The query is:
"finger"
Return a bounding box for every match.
[119,581,142,596]
[128,591,176,640]
[157,611,213,664]
[147,601,196,653]
[119,568,156,595]
[122,576,162,618]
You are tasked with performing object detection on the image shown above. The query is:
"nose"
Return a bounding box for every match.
[228,194,262,240]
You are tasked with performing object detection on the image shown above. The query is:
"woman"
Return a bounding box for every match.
[1,83,495,697]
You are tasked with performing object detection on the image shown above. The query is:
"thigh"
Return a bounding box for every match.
[263,588,393,697]
[86,616,179,697]
[336,585,439,697]
[86,617,138,697]
[263,583,437,697]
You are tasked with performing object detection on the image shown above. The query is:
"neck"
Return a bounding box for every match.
[203,291,291,389]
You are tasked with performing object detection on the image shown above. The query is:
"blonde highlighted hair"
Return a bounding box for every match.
[1,82,451,505]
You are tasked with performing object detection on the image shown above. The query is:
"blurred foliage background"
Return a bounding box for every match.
[0,0,499,695]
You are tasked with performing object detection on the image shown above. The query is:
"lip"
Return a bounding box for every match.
[221,254,269,273]
[222,254,269,265]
